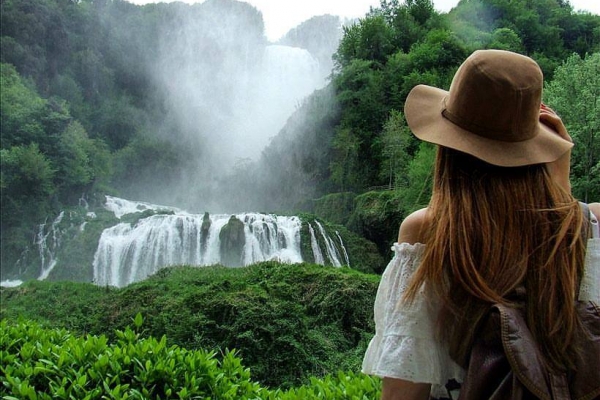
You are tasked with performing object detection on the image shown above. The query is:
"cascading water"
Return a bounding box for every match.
[104,196,176,219]
[94,197,345,287]
[335,231,351,266]
[307,221,349,268]
[314,221,343,267]
[37,212,65,280]
[308,223,325,265]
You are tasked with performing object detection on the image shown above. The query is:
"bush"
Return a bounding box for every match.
[0,319,382,399]
[0,318,265,399]
[312,192,358,226]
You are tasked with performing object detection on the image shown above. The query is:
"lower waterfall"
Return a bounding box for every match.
[93,197,348,287]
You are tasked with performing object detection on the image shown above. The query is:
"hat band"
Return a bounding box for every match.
[441,100,535,143]
[441,107,508,142]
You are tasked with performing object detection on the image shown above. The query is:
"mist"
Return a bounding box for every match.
[131,0,340,213]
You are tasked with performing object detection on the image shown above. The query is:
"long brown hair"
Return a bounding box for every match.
[403,147,586,371]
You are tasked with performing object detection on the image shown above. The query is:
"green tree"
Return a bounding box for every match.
[334,15,395,69]
[378,0,441,53]
[56,121,112,195]
[377,110,418,189]
[1,144,55,200]
[398,142,436,214]
[333,59,388,189]
[0,63,47,149]
[408,29,468,73]
[330,128,361,191]
[544,52,600,202]
[1,144,56,227]
[488,27,525,52]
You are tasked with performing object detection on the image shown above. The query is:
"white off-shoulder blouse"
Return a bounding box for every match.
[362,211,600,399]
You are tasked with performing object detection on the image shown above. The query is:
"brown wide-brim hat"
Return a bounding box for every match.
[404,49,572,167]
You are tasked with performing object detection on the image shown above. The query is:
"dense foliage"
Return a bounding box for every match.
[1,319,381,399]
[1,262,379,388]
[326,0,599,193]
[544,52,600,202]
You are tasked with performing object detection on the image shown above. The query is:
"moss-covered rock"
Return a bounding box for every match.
[219,216,246,267]
[347,190,405,260]
[312,192,357,226]
[201,211,211,254]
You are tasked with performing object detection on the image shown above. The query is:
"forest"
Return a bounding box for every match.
[1,0,600,397]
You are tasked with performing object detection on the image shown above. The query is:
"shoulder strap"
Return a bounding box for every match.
[579,202,590,241]
[577,202,590,298]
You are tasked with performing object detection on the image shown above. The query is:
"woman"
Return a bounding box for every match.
[361,50,600,399]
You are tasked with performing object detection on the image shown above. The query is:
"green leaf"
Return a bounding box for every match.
[133,313,143,329]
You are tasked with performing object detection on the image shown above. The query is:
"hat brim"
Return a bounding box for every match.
[404,85,573,167]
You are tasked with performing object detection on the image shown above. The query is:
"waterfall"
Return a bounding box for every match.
[230,44,325,160]
[36,211,64,280]
[0,279,23,288]
[308,221,348,267]
[241,213,303,265]
[93,198,341,287]
[308,223,324,265]
[335,231,351,266]
[104,196,177,219]
[315,221,343,267]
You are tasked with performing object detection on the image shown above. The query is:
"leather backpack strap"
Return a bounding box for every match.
[570,301,600,400]
[494,304,554,400]
[577,202,590,299]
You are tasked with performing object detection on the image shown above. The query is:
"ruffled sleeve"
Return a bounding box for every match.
[361,242,464,390]
[580,210,600,303]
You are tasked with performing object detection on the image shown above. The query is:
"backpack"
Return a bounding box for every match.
[457,301,600,400]
[457,204,600,400]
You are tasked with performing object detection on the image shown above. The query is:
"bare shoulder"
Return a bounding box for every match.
[398,207,430,244]
[588,202,600,219]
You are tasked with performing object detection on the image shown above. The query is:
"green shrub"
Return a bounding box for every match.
[0,319,382,399]
[0,318,265,399]
[271,372,381,399]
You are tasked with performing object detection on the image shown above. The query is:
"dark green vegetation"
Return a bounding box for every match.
[1,262,380,389]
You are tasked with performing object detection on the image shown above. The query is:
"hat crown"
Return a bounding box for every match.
[443,50,543,142]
